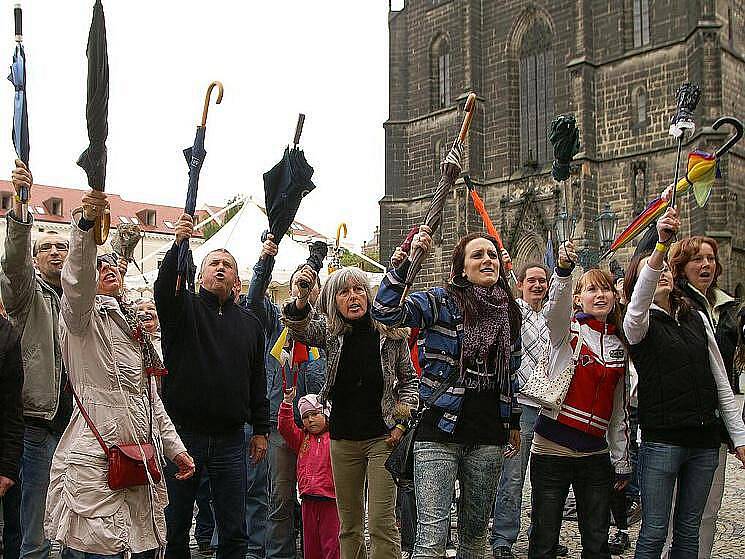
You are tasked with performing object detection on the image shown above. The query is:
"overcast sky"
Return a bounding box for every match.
[1,1,390,246]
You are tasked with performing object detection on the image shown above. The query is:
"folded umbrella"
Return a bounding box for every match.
[400,93,477,303]
[463,174,516,282]
[77,0,110,245]
[175,81,224,294]
[8,4,29,218]
[258,114,316,287]
[602,117,742,259]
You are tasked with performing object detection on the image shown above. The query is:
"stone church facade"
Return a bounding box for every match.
[380,0,745,296]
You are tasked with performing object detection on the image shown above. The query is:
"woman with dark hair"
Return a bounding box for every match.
[372,228,522,558]
[622,209,745,558]
[657,234,744,557]
[527,241,630,559]
[282,265,419,559]
[669,236,741,394]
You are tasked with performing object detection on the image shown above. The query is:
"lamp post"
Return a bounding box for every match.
[563,203,618,270]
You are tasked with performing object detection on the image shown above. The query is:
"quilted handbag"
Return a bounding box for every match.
[521,328,583,410]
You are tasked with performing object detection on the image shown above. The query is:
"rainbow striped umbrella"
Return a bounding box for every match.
[602,150,718,259]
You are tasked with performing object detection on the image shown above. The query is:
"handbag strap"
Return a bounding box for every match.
[68,382,110,457]
[570,324,584,363]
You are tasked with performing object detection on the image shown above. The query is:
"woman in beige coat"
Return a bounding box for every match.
[45,191,194,559]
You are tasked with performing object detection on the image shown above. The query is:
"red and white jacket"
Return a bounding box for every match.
[538,271,631,475]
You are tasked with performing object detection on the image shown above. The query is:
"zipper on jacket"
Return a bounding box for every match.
[588,323,608,431]
[218,304,223,316]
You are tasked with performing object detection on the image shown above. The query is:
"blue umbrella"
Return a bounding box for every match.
[175,81,223,294]
[8,4,30,216]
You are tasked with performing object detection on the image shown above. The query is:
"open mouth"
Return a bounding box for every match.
[594,301,608,308]
[215,272,226,280]
[50,259,63,266]
[104,272,117,282]
[480,267,495,274]
[348,302,362,313]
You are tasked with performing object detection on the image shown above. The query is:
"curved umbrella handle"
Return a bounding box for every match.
[94,205,111,246]
[201,81,224,127]
[457,93,478,144]
[336,222,347,249]
[713,116,743,158]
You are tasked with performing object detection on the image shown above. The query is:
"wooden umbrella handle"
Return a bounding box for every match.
[457,93,478,143]
[201,81,224,127]
[94,206,111,246]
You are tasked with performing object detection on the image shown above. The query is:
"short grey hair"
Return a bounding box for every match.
[200,248,238,275]
[318,267,374,337]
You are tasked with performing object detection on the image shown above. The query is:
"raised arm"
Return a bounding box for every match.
[0,161,37,323]
[244,235,280,333]
[371,259,444,330]
[60,192,107,334]
[623,208,679,345]
[154,213,192,328]
[544,241,579,348]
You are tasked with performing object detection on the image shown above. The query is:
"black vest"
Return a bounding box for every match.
[630,308,718,434]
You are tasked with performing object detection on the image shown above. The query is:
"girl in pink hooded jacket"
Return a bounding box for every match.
[278,389,340,559]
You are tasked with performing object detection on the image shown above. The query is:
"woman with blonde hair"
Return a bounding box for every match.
[283,265,419,559]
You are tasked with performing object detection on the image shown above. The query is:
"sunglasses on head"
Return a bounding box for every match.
[96,253,119,269]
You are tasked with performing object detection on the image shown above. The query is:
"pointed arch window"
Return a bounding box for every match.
[431,36,451,110]
[519,21,554,166]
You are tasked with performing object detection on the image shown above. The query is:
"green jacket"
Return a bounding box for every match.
[0,213,64,420]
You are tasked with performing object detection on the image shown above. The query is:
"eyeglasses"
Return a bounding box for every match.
[37,242,69,253]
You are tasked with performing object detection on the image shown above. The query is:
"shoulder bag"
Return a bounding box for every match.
[520,327,583,411]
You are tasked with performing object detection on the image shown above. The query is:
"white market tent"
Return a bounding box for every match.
[125,197,384,292]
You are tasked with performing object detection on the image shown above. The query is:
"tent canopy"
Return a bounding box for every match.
[125,197,383,290]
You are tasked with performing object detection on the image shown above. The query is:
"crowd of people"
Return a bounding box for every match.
[0,157,744,559]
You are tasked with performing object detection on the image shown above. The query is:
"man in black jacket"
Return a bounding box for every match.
[155,213,269,559]
[0,314,24,559]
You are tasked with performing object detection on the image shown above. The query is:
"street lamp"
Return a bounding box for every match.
[597,203,619,253]
[554,208,577,245]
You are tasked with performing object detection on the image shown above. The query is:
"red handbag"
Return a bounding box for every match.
[70,382,161,490]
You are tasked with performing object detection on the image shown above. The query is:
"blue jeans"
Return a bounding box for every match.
[2,479,22,559]
[528,452,613,558]
[196,425,269,558]
[634,443,719,559]
[266,430,298,559]
[194,470,214,546]
[490,404,539,550]
[413,441,504,559]
[165,428,248,559]
[20,424,60,559]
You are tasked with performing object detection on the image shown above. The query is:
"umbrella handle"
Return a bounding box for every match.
[457,93,478,144]
[94,207,111,246]
[336,222,347,249]
[294,114,306,147]
[713,116,743,158]
[201,81,224,127]
[14,4,22,42]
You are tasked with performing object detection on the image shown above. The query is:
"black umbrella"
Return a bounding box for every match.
[258,114,316,286]
[8,4,30,218]
[175,81,224,294]
[77,0,110,245]
[297,240,328,289]
[549,114,581,245]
